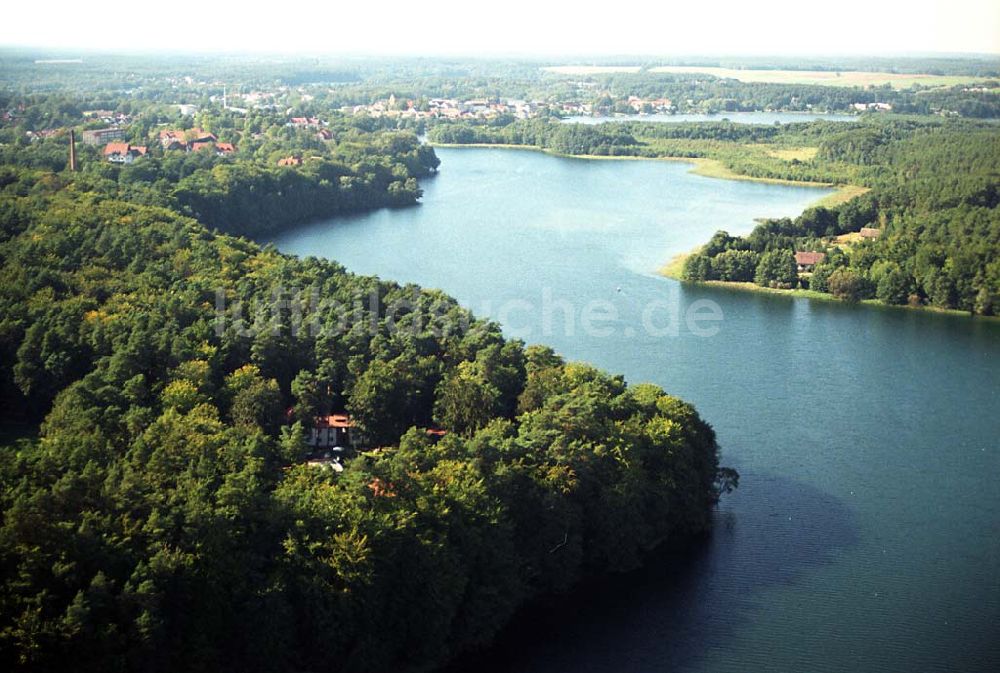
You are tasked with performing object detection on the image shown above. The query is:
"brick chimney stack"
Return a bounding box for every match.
[68,129,78,172]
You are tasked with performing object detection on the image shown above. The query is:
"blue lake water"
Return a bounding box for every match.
[563,112,860,125]
[271,147,1000,673]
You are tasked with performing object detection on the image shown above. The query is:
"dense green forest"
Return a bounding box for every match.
[429,117,1000,314]
[0,54,996,670]
[0,115,438,238]
[680,124,1000,313]
[0,120,735,671]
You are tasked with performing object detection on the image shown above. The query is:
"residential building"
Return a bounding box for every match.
[82,128,126,145]
[308,414,366,450]
[795,251,826,272]
[103,143,147,164]
[158,128,217,151]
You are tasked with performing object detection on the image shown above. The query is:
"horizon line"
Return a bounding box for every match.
[1,45,999,61]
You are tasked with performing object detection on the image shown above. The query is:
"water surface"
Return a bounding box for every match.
[271,147,1000,673]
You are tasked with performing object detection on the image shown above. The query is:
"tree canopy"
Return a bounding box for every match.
[0,153,733,671]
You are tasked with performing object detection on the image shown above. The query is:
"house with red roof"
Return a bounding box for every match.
[158,127,219,151]
[795,251,826,272]
[190,141,235,156]
[103,142,147,164]
[158,129,186,150]
[186,128,216,143]
[307,414,367,450]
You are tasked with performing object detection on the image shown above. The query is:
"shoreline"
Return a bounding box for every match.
[429,142,867,207]
[426,143,993,320]
[659,252,997,320]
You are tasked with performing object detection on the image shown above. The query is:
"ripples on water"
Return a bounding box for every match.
[271,148,1000,673]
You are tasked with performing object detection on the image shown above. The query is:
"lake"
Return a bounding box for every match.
[270,148,1000,673]
[563,111,860,125]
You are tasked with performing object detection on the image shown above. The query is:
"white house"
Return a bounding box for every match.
[103,142,147,164]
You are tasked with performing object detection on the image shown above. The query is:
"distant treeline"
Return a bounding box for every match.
[588,74,1000,118]
[646,55,1000,77]
[431,118,642,155]
[3,52,999,120]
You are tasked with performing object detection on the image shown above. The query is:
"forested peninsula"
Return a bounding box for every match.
[0,112,735,672]
[429,118,1000,315]
[2,52,997,671]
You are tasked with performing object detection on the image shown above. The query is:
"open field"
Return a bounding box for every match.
[813,184,870,208]
[542,65,642,75]
[647,66,989,89]
[832,231,864,246]
[766,146,819,161]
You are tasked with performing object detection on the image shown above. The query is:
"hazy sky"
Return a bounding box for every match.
[2,0,998,56]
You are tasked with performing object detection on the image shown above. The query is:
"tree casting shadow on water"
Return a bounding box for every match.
[440,470,860,673]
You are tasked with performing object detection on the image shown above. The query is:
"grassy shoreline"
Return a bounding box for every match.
[659,251,691,280]
[429,142,992,320]
[659,250,996,319]
[430,142,866,204]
